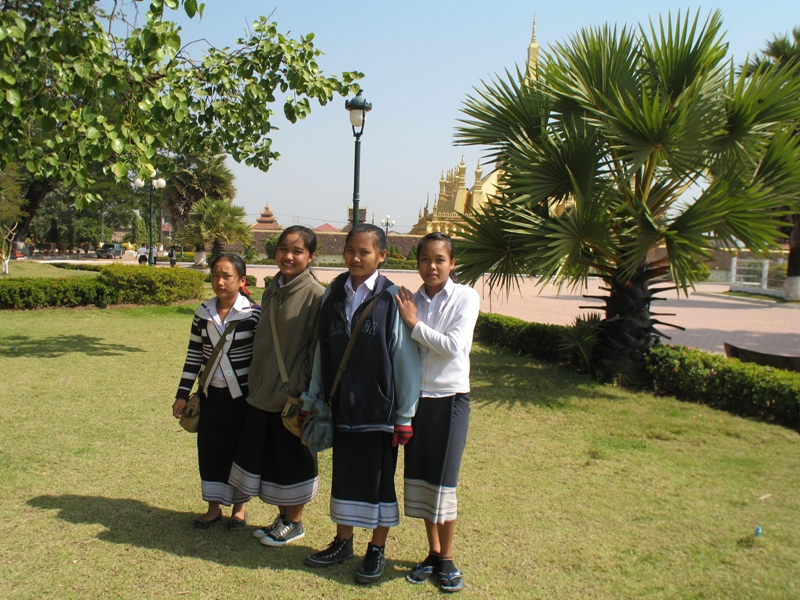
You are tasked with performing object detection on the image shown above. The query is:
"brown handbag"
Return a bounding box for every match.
[179,320,239,433]
[271,296,307,437]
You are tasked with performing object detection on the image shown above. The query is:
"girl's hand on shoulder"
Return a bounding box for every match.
[394,286,419,329]
[172,398,187,419]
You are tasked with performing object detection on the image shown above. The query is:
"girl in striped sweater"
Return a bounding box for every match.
[172,253,261,529]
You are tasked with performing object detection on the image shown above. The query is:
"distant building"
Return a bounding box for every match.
[252,203,282,232]
[314,223,340,233]
[409,15,540,236]
[341,206,368,232]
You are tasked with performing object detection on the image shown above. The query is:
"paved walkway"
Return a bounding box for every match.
[248,266,800,357]
[36,258,798,357]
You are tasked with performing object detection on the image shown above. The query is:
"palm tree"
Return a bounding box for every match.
[177,198,253,266]
[454,11,800,384]
[163,153,236,235]
[750,26,800,301]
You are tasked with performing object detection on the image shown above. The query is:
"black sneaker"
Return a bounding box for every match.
[355,543,386,584]
[304,537,354,567]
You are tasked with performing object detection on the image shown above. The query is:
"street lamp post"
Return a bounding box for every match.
[345,90,372,229]
[134,176,167,265]
[380,214,395,237]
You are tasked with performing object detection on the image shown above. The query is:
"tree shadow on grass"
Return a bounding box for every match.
[26,494,414,583]
[2,334,146,358]
[470,344,622,409]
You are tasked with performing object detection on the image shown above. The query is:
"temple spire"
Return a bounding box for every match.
[527,12,540,80]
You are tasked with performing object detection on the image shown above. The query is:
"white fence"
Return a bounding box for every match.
[729,256,787,298]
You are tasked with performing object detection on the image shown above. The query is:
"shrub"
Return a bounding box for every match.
[646,344,800,431]
[50,263,103,272]
[0,277,112,309]
[383,258,418,270]
[98,265,205,305]
[474,313,571,363]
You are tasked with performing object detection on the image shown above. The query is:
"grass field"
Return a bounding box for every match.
[4,260,101,278]
[0,303,798,599]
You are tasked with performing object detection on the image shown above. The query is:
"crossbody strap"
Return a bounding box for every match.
[197,319,239,394]
[329,297,377,399]
[270,296,290,392]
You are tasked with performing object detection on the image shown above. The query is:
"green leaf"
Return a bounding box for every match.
[110,162,128,178]
[5,88,20,107]
[184,0,197,19]
[111,138,125,154]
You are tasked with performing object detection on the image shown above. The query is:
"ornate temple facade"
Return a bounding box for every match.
[409,17,540,236]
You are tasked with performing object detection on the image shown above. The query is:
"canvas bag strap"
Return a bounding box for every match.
[329,297,377,399]
[197,319,239,393]
[270,296,291,391]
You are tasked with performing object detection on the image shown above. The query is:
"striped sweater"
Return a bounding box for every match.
[176,296,261,401]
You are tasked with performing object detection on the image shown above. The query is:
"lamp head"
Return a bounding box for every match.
[345,90,372,132]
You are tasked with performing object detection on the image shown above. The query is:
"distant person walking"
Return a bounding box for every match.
[137,244,148,265]
[168,246,177,268]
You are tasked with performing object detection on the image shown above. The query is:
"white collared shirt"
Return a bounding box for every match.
[344,270,380,328]
[411,278,481,396]
[208,293,247,388]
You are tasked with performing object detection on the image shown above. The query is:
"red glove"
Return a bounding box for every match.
[392,424,413,447]
[297,410,309,430]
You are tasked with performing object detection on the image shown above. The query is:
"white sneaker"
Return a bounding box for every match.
[260,519,305,547]
[252,513,283,539]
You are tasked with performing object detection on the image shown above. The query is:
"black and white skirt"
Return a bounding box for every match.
[197,385,250,506]
[228,405,318,506]
[404,393,470,523]
[330,431,400,529]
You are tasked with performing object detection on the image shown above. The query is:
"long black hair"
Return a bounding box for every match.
[209,253,253,302]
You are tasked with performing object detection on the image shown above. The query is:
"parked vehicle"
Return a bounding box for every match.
[96,243,124,258]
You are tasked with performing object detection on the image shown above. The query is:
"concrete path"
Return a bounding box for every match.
[248,266,800,357]
[34,258,798,357]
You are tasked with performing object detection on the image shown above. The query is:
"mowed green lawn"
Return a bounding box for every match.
[0,303,798,599]
[5,260,101,278]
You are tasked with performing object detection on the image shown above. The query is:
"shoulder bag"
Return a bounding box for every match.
[271,296,307,437]
[302,297,377,452]
[179,319,239,433]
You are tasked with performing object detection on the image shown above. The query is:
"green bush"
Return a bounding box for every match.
[645,344,800,431]
[98,265,205,305]
[50,262,103,272]
[0,277,111,309]
[475,313,571,363]
[383,258,418,270]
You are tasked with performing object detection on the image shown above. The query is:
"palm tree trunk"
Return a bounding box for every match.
[592,262,664,386]
[210,240,224,264]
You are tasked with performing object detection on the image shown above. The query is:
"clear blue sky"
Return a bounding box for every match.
[161,1,798,232]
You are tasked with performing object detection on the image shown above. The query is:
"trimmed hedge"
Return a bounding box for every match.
[474,312,570,363]
[50,262,104,272]
[473,313,800,431]
[0,277,114,309]
[645,344,800,431]
[0,265,205,309]
[98,265,205,305]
